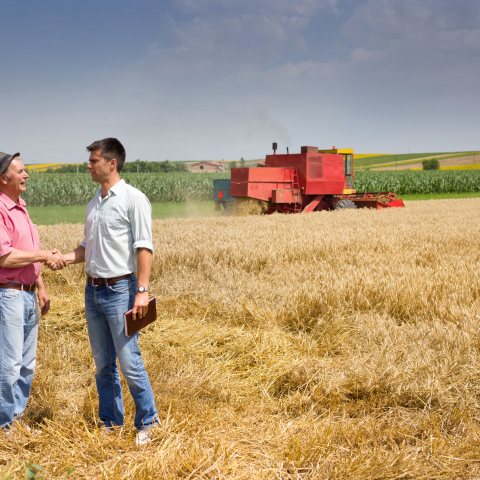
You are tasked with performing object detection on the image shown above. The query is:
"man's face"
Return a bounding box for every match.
[0,158,29,196]
[87,149,116,183]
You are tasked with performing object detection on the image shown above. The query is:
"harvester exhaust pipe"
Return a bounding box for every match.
[272,142,277,155]
[287,147,289,154]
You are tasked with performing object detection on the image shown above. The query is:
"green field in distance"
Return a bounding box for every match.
[28,201,221,225]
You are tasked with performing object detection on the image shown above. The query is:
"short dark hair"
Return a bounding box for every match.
[87,138,126,172]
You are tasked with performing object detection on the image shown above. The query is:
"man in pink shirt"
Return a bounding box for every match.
[0,151,65,432]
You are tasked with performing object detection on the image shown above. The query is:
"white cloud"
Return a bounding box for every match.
[169,14,308,59]
[343,0,480,41]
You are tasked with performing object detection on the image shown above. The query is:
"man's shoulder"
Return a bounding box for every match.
[122,183,147,199]
[0,198,7,216]
[0,204,7,225]
[121,184,150,206]
[85,190,101,214]
[88,190,101,205]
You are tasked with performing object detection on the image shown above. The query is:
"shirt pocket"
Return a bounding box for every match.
[99,212,129,237]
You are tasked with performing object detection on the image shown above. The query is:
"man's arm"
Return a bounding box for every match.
[46,238,86,270]
[132,247,151,321]
[36,275,50,316]
[0,249,66,269]
[62,245,86,266]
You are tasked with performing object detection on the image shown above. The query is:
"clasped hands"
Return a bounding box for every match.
[45,248,67,271]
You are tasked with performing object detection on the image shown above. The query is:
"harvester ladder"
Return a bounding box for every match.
[290,169,301,213]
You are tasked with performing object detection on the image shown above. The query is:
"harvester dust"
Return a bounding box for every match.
[225,197,270,216]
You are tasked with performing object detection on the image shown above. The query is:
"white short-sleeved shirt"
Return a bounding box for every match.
[80,179,153,278]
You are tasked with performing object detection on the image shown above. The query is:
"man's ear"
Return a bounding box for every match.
[110,158,117,171]
[0,174,7,185]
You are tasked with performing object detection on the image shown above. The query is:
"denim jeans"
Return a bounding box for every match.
[0,288,39,430]
[85,275,158,431]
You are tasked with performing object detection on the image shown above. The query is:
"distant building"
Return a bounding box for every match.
[190,161,224,173]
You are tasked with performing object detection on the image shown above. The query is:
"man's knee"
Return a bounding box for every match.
[0,364,22,390]
[95,359,119,377]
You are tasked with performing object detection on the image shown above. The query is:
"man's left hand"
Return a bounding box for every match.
[37,286,50,316]
[132,291,149,321]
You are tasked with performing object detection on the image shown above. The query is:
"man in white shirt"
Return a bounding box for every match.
[60,138,158,445]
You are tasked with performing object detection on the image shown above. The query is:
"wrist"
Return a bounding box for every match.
[136,286,148,293]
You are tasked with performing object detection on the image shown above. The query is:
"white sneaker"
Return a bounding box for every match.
[98,424,123,439]
[136,429,153,446]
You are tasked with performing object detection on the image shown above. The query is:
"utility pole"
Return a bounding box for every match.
[33,161,35,174]
[77,164,79,174]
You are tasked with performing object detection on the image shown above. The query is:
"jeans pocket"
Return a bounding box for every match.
[108,279,131,294]
[0,288,21,300]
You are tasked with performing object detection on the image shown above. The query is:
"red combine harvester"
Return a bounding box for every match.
[214,144,404,213]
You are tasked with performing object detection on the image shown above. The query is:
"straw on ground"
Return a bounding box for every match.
[1,198,480,479]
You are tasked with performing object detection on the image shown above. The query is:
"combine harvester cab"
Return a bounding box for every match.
[214,144,404,214]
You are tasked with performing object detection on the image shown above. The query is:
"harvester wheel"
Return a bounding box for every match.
[333,199,357,210]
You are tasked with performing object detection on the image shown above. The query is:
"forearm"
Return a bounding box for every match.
[36,274,51,315]
[0,249,51,268]
[136,248,151,287]
[64,245,86,265]
[37,275,46,290]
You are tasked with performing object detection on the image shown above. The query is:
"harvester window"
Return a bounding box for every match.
[344,154,353,176]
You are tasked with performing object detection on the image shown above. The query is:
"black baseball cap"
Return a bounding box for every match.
[0,152,20,175]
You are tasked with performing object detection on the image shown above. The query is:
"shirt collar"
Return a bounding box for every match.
[0,191,26,210]
[96,179,126,199]
[109,179,126,196]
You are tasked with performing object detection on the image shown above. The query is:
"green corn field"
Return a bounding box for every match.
[354,170,480,195]
[22,170,480,206]
[23,172,230,206]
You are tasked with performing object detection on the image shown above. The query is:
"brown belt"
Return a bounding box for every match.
[0,282,37,292]
[87,274,133,287]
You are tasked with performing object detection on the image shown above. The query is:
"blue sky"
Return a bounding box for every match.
[1,0,480,163]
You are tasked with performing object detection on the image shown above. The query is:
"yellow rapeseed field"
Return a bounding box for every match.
[352,154,387,159]
[440,164,480,170]
[25,163,84,172]
[1,198,480,479]
[24,164,63,172]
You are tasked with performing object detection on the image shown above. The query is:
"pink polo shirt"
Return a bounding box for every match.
[0,192,41,285]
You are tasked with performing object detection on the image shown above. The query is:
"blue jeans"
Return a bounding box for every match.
[0,288,39,430]
[85,275,158,431]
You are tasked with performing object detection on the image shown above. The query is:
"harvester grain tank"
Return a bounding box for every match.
[214,144,404,213]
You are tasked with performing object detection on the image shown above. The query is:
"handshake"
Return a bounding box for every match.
[44,249,68,271]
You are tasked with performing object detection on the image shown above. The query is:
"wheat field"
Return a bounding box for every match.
[1,198,480,479]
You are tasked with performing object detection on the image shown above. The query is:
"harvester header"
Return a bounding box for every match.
[214,144,404,214]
